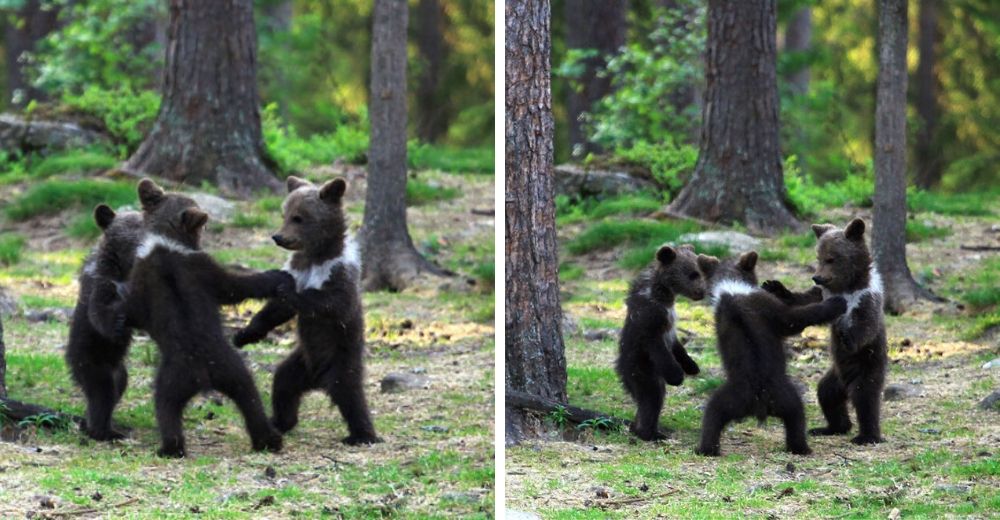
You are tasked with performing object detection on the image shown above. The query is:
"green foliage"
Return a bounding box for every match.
[406,179,461,206]
[567,220,701,256]
[958,258,1000,310]
[231,212,273,229]
[66,213,101,241]
[408,143,494,174]
[4,179,134,221]
[783,156,874,216]
[549,405,571,429]
[60,87,161,154]
[0,233,26,265]
[556,193,663,226]
[908,189,997,217]
[28,149,118,178]
[18,412,71,431]
[611,140,698,197]
[261,104,369,174]
[905,221,951,243]
[559,262,585,281]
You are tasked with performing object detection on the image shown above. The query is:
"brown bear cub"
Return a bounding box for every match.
[65,205,144,441]
[233,176,380,445]
[696,251,847,456]
[120,179,295,457]
[762,218,888,445]
[616,244,718,441]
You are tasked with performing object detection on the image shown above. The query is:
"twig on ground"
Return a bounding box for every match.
[471,208,494,216]
[597,488,680,508]
[960,245,1000,252]
[47,497,139,517]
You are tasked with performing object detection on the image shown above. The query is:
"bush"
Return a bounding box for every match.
[556,193,662,226]
[408,143,494,174]
[0,234,26,265]
[612,140,697,197]
[262,104,369,174]
[4,179,135,221]
[784,155,874,216]
[905,221,951,243]
[406,179,461,206]
[60,86,161,155]
[29,149,118,178]
[908,189,996,217]
[566,220,701,255]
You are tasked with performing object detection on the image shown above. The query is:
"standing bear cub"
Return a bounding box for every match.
[66,205,144,441]
[763,218,888,445]
[122,179,294,457]
[616,244,718,441]
[696,252,847,456]
[234,176,380,446]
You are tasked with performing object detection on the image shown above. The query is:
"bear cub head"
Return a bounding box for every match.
[810,218,871,293]
[649,244,719,302]
[137,178,208,250]
[272,176,348,259]
[92,204,144,278]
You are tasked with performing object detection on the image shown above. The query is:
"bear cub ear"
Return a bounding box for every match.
[844,218,866,241]
[697,254,720,277]
[286,176,311,193]
[137,178,165,210]
[319,178,347,203]
[181,208,209,232]
[656,245,677,265]
[811,223,837,239]
[93,204,116,230]
[737,251,758,272]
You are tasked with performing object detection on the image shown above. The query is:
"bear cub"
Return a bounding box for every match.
[616,244,717,441]
[234,176,380,445]
[762,218,888,445]
[122,179,295,457]
[696,251,847,456]
[65,205,144,441]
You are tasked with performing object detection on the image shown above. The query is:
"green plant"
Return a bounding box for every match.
[408,143,494,174]
[262,104,369,174]
[908,189,997,217]
[4,179,135,221]
[784,155,874,216]
[66,213,102,240]
[0,233,26,265]
[60,87,161,154]
[28,149,119,178]
[549,405,571,429]
[17,412,71,431]
[576,416,621,432]
[231,212,272,229]
[406,179,461,206]
[567,220,701,256]
[905,221,951,242]
[612,140,698,197]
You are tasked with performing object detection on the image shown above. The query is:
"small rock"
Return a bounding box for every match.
[440,492,478,503]
[883,383,920,401]
[421,425,449,433]
[935,484,971,494]
[264,466,276,479]
[554,164,656,198]
[0,287,18,317]
[36,496,54,509]
[410,367,427,374]
[918,427,941,435]
[785,462,796,473]
[977,390,1000,411]
[981,358,1000,370]
[25,308,72,323]
[583,329,616,342]
[888,507,901,520]
[592,486,609,499]
[380,373,430,393]
[505,510,541,520]
[188,193,235,223]
[776,487,794,498]
[677,231,762,254]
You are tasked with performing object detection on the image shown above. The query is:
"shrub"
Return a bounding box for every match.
[612,140,697,197]
[566,219,701,255]
[905,221,951,243]
[29,149,118,178]
[0,234,27,265]
[908,189,996,217]
[406,179,461,206]
[60,87,161,155]
[4,179,135,221]
[784,155,874,216]
[262,104,369,174]
[408,143,494,174]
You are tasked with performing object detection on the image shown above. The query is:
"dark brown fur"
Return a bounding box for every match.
[65,205,143,441]
[696,252,847,456]
[124,179,294,457]
[616,245,718,441]
[234,176,380,445]
[762,218,888,445]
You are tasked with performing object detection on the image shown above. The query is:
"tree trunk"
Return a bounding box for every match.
[4,0,61,107]
[0,313,6,399]
[123,0,279,197]
[666,0,799,235]
[914,0,942,189]
[505,0,567,445]
[361,0,442,292]
[414,0,449,143]
[564,0,626,157]
[784,6,811,94]
[873,0,930,314]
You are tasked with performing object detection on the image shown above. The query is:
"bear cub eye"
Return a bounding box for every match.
[824,257,836,264]
[688,271,699,281]
[291,215,304,224]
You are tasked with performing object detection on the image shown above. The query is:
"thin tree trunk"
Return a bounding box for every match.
[0,313,6,399]
[361,0,444,292]
[667,0,799,235]
[784,6,811,94]
[123,0,279,196]
[415,0,449,143]
[4,0,61,107]
[564,0,626,157]
[505,0,567,445]
[873,0,932,313]
[914,0,942,189]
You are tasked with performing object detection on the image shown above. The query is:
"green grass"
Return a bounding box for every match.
[28,149,118,178]
[557,193,663,226]
[231,212,273,229]
[406,179,461,206]
[905,220,951,242]
[566,220,701,256]
[0,233,26,265]
[908,189,997,216]
[956,258,1000,309]
[4,179,135,221]
[408,144,494,174]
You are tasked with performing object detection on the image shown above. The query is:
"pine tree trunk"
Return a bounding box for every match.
[564,0,626,156]
[914,0,942,189]
[0,312,6,399]
[361,0,442,292]
[4,0,61,107]
[784,6,811,94]
[873,0,928,314]
[415,0,449,143]
[667,0,799,235]
[123,0,279,197]
[505,0,567,445]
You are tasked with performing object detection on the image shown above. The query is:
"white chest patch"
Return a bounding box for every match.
[711,279,758,309]
[82,259,97,276]
[662,307,678,346]
[827,267,883,327]
[135,234,194,259]
[283,235,361,292]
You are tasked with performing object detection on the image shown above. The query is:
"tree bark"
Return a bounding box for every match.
[505,0,567,445]
[873,0,931,314]
[361,0,443,292]
[666,0,799,235]
[0,313,6,399]
[784,6,811,95]
[564,0,626,156]
[4,0,61,107]
[914,0,943,189]
[123,0,279,196]
[414,0,449,143]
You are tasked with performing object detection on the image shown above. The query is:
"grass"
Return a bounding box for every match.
[409,144,494,174]
[566,220,701,256]
[908,189,997,216]
[0,233,26,265]
[4,179,135,221]
[406,178,461,206]
[906,220,951,242]
[556,193,663,226]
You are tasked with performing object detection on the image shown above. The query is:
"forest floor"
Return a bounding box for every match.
[507,197,1000,518]
[0,164,495,518]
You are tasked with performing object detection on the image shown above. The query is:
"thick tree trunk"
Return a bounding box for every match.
[361,0,442,292]
[123,0,279,196]
[0,313,6,399]
[505,0,567,445]
[784,6,811,94]
[564,0,626,156]
[4,0,61,107]
[873,0,931,314]
[667,0,799,235]
[415,0,449,143]
[914,0,942,189]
